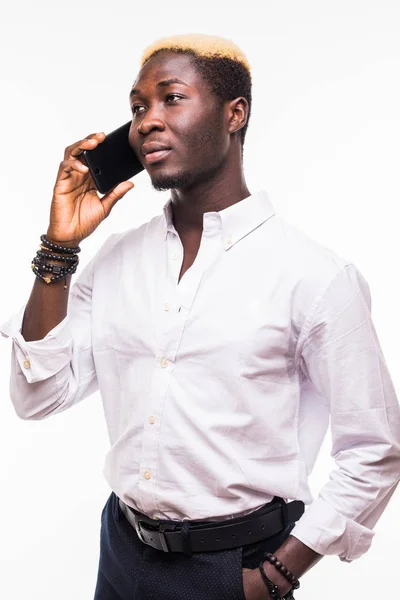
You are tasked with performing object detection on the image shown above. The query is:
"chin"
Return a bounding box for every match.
[150,168,193,192]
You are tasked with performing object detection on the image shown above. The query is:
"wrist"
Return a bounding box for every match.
[261,561,293,598]
[46,230,81,248]
[253,566,273,599]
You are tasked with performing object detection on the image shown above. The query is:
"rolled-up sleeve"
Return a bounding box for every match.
[0,234,119,420]
[290,263,400,561]
[1,305,72,384]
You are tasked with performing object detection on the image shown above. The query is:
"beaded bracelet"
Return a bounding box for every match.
[40,234,81,254]
[33,254,79,271]
[32,258,78,277]
[258,562,295,599]
[258,562,282,599]
[263,553,300,590]
[31,262,78,287]
[32,235,81,289]
[37,250,79,263]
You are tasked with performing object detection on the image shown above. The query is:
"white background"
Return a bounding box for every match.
[0,1,399,598]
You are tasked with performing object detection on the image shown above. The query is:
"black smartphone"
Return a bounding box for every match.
[82,121,144,195]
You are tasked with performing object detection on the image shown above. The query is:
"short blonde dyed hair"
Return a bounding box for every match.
[140,33,251,77]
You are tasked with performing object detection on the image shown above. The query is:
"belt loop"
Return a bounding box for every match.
[273,496,288,530]
[181,521,192,557]
[157,523,171,552]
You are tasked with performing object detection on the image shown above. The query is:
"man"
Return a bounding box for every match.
[1,33,400,599]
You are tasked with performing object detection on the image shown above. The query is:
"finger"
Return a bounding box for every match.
[64,132,105,161]
[101,181,135,216]
[57,158,89,181]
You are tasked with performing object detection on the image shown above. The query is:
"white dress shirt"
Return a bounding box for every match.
[1,190,400,562]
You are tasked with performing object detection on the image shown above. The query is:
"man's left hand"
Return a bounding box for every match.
[242,567,270,600]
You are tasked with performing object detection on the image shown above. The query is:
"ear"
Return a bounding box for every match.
[226,97,249,135]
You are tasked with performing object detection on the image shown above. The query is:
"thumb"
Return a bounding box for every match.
[101,181,135,216]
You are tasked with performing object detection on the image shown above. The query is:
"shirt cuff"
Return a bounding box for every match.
[0,304,72,383]
[290,497,375,562]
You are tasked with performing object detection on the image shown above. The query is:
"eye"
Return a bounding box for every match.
[130,94,184,115]
[166,93,183,103]
[131,104,146,115]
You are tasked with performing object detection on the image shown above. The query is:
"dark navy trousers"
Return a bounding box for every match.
[93,492,295,600]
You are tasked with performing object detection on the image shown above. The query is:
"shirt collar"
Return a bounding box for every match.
[162,190,276,249]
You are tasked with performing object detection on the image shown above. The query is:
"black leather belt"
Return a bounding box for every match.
[118,497,304,553]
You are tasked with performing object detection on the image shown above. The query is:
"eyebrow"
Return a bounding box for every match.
[129,78,189,98]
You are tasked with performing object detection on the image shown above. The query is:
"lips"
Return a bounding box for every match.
[141,142,172,156]
[141,142,172,165]
[143,149,171,164]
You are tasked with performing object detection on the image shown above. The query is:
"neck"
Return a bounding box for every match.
[170,154,250,233]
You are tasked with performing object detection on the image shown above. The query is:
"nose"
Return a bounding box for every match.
[137,107,166,135]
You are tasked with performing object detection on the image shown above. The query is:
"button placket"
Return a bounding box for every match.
[137,429,158,511]
[136,224,222,516]
[162,228,222,368]
[167,234,184,285]
[137,342,175,513]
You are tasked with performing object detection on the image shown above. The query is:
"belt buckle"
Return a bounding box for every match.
[135,518,170,553]
[134,518,146,544]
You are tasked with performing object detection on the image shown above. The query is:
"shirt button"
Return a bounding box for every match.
[225,235,232,245]
[23,359,31,369]
[172,253,179,260]
[149,416,156,424]
[160,358,169,368]
[144,470,152,480]
[164,302,170,311]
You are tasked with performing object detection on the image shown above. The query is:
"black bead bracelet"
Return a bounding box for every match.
[263,553,300,590]
[31,262,78,286]
[37,250,79,263]
[258,561,282,599]
[40,234,81,254]
[31,234,81,288]
[258,562,295,599]
[32,258,77,277]
[33,255,79,273]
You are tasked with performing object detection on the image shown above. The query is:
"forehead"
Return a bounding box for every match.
[132,51,208,92]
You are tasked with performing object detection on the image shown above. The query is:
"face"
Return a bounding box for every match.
[128,52,230,191]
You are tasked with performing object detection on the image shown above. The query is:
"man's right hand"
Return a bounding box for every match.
[242,567,271,599]
[46,132,135,246]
